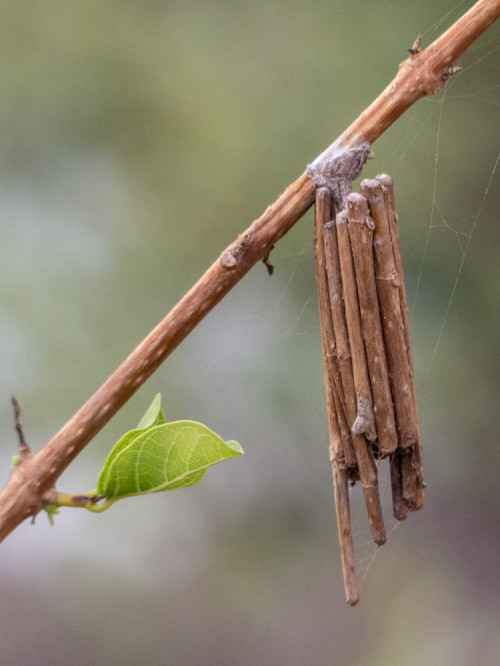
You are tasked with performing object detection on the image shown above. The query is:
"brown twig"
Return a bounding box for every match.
[376,174,425,510]
[346,194,398,457]
[0,0,497,540]
[400,447,420,511]
[390,452,408,521]
[314,189,346,469]
[315,189,359,605]
[360,179,418,450]
[332,461,359,606]
[335,212,376,442]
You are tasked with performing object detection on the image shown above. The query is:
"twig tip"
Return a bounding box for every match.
[11,395,32,459]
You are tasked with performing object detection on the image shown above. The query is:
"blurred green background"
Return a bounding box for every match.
[1,1,499,664]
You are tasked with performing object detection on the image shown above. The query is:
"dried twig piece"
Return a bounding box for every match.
[314,189,347,469]
[322,214,362,471]
[335,212,377,442]
[315,188,359,604]
[401,447,419,511]
[346,194,398,457]
[332,456,359,606]
[360,179,418,450]
[390,452,408,520]
[375,174,424,510]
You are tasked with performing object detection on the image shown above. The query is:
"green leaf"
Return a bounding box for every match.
[136,393,166,429]
[96,396,243,503]
[95,394,166,483]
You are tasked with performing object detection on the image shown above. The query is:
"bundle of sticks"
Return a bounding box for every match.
[314,174,424,605]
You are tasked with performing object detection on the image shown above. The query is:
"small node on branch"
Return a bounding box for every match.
[220,247,239,269]
[220,231,252,270]
[11,396,32,462]
[443,65,462,81]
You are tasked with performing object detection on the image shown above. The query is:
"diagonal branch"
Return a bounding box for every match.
[1,0,499,541]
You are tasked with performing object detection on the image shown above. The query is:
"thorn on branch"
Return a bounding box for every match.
[407,35,422,56]
[262,246,275,275]
[11,396,32,461]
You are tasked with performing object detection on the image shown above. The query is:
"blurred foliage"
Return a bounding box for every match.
[0,1,499,664]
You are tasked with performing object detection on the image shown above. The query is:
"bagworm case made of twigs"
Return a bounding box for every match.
[314,174,424,605]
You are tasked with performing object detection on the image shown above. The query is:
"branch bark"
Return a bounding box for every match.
[1,0,499,541]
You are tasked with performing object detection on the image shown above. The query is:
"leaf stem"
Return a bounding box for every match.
[55,491,114,513]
